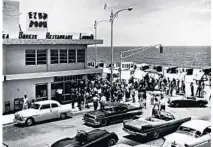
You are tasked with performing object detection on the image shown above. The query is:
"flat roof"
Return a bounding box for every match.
[3,39,103,45]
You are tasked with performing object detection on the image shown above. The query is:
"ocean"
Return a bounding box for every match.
[87,46,211,69]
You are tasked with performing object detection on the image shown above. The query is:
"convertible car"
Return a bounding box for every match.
[50,129,119,147]
[168,96,208,107]
[123,111,191,139]
[164,120,211,147]
[83,102,142,127]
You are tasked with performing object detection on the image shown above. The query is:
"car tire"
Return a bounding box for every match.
[153,132,160,139]
[60,113,67,119]
[100,119,108,126]
[108,138,116,146]
[25,118,34,126]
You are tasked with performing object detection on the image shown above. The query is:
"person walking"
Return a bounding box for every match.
[190,82,194,96]
[142,91,147,109]
[70,87,76,109]
[56,87,63,104]
[92,94,99,111]
[131,87,136,103]
[22,95,29,110]
[99,93,106,110]
[196,82,202,97]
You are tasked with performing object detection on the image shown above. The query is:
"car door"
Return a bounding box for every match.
[110,106,127,122]
[51,103,60,118]
[39,104,51,121]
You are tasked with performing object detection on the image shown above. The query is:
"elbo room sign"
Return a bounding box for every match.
[27,12,48,31]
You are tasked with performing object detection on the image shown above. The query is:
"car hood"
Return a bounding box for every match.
[15,109,39,117]
[164,132,195,146]
[85,110,105,117]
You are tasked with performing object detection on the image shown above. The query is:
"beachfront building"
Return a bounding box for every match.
[2,0,103,114]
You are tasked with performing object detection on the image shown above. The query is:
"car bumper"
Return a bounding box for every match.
[123,128,147,136]
[13,119,25,124]
[82,119,101,126]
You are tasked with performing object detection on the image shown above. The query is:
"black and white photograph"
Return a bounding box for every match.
[2,0,211,147]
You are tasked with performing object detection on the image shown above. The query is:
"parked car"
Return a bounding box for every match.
[50,129,119,147]
[185,133,211,147]
[83,102,142,127]
[168,96,208,107]
[14,100,72,126]
[164,120,211,147]
[123,111,191,139]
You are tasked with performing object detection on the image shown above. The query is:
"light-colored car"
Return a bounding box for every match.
[164,120,211,147]
[14,100,72,126]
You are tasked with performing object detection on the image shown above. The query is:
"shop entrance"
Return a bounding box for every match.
[35,83,48,101]
[51,75,85,104]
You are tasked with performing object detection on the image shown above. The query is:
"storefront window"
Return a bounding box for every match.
[51,75,85,103]
[36,84,48,101]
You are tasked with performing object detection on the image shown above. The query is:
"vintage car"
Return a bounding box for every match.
[123,111,191,139]
[164,120,211,147]
[14,100,72,126]
[168,96,208,107]
[83,102,142,127]
[50,129,119,147]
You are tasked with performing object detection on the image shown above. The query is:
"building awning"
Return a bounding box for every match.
[3,39,103,45]
[4,68,103,81]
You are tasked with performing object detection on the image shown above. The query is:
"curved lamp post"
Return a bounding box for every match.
[110,7,133,86]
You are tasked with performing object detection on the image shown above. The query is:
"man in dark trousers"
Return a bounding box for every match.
[190,82,194,96]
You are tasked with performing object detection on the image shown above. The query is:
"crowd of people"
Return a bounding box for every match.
[20,72,209,112]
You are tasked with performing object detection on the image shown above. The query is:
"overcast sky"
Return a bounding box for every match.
[19,0,211,46]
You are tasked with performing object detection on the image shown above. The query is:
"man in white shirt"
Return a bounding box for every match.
[100,93,106,110]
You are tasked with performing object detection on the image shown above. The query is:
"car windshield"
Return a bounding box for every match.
[177,126,201,138]
[31,104,40,109]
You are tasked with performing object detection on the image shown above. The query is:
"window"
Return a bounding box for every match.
[40,104,50,110]
[68,49,76,63]
[51,50,59,64]
[25,50,36,65]
[25,50,47,65]
[51,103,58,108]
[60,49,68,63]
[37,50,47,65]
[77,49,85,62]
[36,84,48,101]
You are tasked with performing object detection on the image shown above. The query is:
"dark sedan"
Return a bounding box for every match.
[50,129,119,147]
[83,102,142,127]
[168,96,208,107]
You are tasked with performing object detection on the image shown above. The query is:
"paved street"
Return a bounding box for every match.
[3,101,211,147]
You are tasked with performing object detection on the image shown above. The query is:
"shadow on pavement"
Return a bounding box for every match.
[123,134,164,144]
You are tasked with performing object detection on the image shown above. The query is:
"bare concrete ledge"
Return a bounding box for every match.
[3,39,103,45]
[4,68,103,81]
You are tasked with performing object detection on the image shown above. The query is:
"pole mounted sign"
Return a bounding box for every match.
[27,12,48,31]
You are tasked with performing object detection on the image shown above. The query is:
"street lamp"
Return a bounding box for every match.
[110,7,133,86]
[94,20,109,67]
